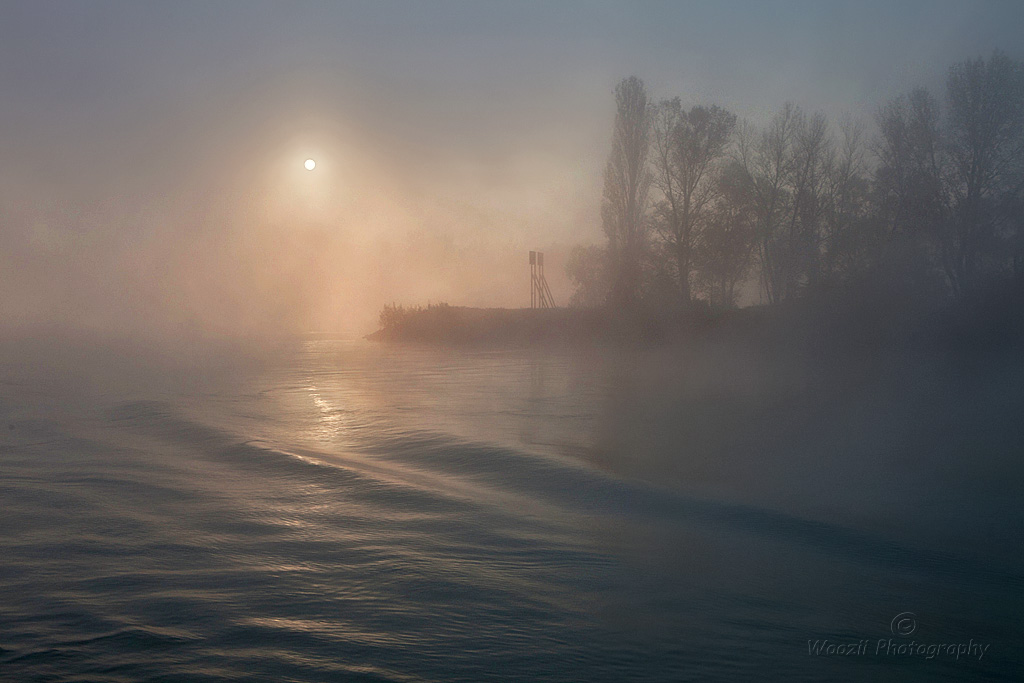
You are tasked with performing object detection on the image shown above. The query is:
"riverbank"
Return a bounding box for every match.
[364,304,767,347]
[366,278,1024,359]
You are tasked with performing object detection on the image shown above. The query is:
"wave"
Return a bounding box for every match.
[98,399,1022,593]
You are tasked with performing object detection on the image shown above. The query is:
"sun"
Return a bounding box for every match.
[304,159,316,171]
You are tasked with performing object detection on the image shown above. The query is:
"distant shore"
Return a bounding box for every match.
[366,279,1024,357]
[364,303,771,347]
[366,306,607,346]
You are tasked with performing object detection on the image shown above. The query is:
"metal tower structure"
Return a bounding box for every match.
[529,250,556,308]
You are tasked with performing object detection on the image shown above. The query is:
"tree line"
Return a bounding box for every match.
[567,51,1024,312]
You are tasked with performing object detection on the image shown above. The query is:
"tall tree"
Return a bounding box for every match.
[740,103,799,303]
[693,160,756,307]
[565,244,610,308]
[873,88,947,290]
[602,76,652,310]
[945,50,1024,295]
[650,99,736,303]
[819,117,876,286]
[739,103,835,302]
[789,110,832,289]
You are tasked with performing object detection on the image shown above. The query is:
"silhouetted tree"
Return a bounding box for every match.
[819,117,877,286]
[565,244,610,308]
[580,53,1022,316]
[738,104,837,302]
[650,99,736,304]
[738,104,794,302]
[694,160,756,307]
[945,50,1024,295]
[602,76,652,310]
[789,110,832,289]
[379,302,407,331]
[874,88,949,292]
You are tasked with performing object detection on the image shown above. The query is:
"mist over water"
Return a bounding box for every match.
[1,338,1021,681]
[3,2,1024,681]
[3,2,1022,339]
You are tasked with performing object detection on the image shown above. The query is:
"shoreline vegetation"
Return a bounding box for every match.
[366,300,765,347]
[371,49,1024,359]
[366,278,1024,358]
[366,303,636,346]
[366,301,767,346]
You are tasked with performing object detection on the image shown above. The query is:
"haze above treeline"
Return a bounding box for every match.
[1,2,1022,342]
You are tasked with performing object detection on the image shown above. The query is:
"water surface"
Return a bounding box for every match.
[1,339,1020,681]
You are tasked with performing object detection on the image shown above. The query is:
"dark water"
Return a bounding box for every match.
[1,339,1021,682]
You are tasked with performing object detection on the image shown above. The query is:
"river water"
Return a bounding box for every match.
[1,338,1020,681]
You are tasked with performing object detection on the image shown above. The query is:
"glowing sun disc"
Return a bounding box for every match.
[304,159,316,171]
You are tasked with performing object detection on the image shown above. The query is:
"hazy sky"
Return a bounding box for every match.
[2,1,1021,337]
